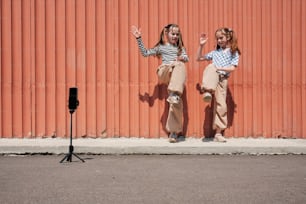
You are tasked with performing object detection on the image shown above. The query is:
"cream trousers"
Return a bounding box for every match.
[201,64,228,130]
[157,61,186,133]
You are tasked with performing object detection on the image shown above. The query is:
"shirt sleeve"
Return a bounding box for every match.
[204,50,214,61]
[231,51,240,66]
[180,47,189,62]
[136,37,159,57]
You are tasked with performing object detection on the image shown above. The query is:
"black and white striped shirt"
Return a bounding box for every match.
[136,37,189,64]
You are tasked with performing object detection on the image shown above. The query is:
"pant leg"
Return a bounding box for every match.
[157,62,186,94]
[201,64,219,92]
[213,77,228,130]
[167,61,186,95]
[157,64,172,85]
[166,102,183,133]
[157,62,185,134]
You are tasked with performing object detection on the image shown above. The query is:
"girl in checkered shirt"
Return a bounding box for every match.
[196,27,241,142]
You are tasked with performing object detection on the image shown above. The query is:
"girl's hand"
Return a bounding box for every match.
[199,33,208,46]
[176,56,184,62]
[131,25,142,38]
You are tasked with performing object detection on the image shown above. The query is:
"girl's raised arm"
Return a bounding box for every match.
[196,33,208,61]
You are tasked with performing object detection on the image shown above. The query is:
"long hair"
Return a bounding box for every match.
[154,24,185,57]
[215,27,241,55]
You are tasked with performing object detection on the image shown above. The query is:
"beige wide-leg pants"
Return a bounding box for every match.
[201,64,228,130]
[157,61,186,133]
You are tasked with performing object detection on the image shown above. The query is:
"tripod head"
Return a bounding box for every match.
[68,87,79,114]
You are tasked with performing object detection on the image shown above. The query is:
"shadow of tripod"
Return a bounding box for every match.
[60,87,85,163]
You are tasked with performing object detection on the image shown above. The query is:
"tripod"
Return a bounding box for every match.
[60,109,85,163]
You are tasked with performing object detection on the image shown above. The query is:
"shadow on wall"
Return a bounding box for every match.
[200,86,236,138]
[139,84,189,137]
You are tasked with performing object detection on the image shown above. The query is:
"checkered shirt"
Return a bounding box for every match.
[205,48,240,68]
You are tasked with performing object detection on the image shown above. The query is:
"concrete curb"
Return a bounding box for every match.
[0,138,306,155]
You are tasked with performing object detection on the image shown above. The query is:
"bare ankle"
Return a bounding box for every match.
[215,128,222,134]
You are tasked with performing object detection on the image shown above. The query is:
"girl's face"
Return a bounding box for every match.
[167,27,180,45]
[215,31,230,49]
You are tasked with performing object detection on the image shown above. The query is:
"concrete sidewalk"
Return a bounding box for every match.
[0,137,306,155]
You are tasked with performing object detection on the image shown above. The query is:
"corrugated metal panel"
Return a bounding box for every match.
[1,0,306,138]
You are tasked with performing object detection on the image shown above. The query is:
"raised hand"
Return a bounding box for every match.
[199,33,208,46]
[131,25,142,38]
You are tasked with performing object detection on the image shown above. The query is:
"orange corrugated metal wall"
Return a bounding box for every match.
[1,0,306,138]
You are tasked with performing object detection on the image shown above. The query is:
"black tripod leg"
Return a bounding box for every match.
[60,154,69,163]
[67,153,72,162]
[60,110,84,163]
[60,153,84,163]
[60,147,84,163]
[72,153,85,162]
[60,146,72,163]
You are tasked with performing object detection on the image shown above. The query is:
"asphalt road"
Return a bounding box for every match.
[0,155,305,204]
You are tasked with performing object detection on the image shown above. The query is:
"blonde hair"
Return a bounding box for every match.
[215,27,241,55]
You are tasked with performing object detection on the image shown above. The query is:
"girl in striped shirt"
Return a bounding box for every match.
[131,24,189,143]
[197,27,241,142]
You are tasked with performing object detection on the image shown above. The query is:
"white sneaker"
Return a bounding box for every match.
[213,133,226,142]
[203,92,212,102]
[167,93,180,104]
